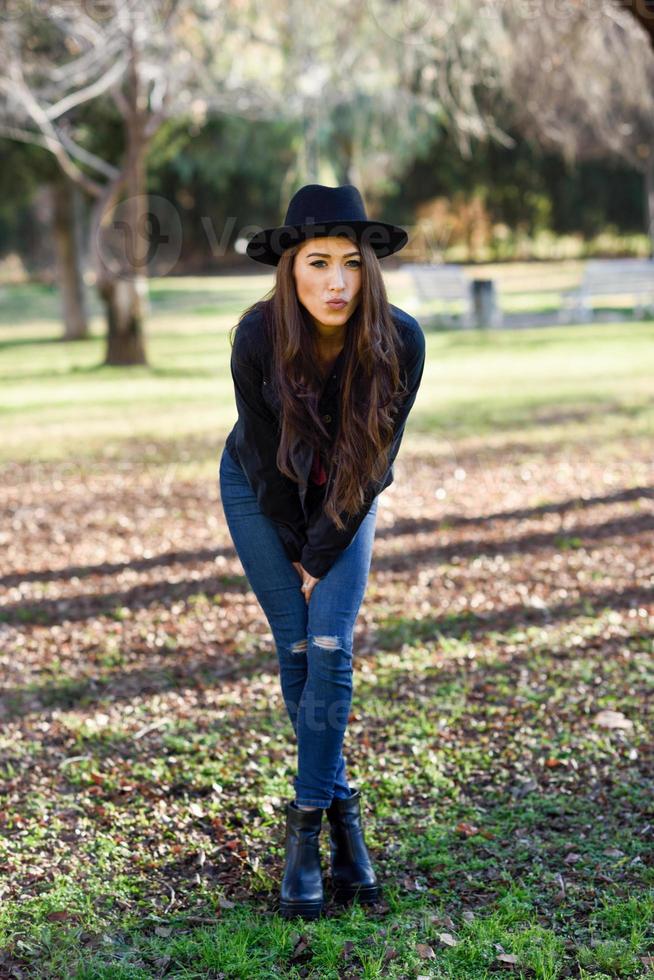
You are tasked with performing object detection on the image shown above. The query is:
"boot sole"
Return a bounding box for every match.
[279,899,323,920]
[332,882,380,905]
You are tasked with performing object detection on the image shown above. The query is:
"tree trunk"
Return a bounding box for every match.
[98,276,148,364]
[94,45,150,366]
[645,154,654,259]
[51,171,89,340]
[90,177,149,367]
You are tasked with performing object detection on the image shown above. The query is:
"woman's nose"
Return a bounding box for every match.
[329,267,346,289]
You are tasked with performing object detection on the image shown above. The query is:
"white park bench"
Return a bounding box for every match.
[559,258,654,323]
[404,262,475,328]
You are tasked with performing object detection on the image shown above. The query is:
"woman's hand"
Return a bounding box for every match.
[292,561,321,603]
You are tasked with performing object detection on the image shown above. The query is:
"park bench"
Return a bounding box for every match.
[559,258,654,323]
[403,262,475,328]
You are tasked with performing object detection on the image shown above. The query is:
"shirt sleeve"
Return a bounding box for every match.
[300,323,426,580]
[230,323,308,563]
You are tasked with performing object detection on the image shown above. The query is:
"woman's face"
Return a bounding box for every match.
[292,235,362,338]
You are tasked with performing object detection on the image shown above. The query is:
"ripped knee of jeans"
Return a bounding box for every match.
[310,633,343,651]
[290,637,308,654]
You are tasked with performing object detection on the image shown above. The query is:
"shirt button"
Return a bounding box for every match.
[322,413,331,423]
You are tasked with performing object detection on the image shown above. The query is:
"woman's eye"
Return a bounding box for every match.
[310,260,361,268]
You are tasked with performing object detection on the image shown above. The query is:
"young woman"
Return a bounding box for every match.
[219,184,425,920]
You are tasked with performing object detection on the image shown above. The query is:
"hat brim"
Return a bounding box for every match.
[245,219,408,267]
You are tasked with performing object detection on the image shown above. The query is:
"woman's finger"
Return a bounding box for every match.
[301,573,320,603]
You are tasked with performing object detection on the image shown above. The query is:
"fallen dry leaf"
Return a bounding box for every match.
[593,709,634,731]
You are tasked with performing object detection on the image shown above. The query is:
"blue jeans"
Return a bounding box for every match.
[218,444,378,808]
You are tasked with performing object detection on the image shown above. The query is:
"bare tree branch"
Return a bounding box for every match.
[0,123,49,150]
[45,55,130,121]
[0,75,104,196]
[57,125,121,181]
[47,32,126,87]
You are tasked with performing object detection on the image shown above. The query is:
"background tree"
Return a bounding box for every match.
[1,0,519,363]
[0,0,297,365]
[266,0,513,202]
[0,135,89,336]
[500,1,654,255]
[51,167,89,340]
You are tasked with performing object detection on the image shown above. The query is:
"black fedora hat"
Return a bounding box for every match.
[245,183,409,267]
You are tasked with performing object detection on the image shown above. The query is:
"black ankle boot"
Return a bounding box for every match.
[325,788,379,905]
[279,801,324,920]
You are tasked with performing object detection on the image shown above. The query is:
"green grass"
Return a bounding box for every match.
[1,272,653,978]
[1,624,653,979]
[1,642,653,978]
[1,271,654,467]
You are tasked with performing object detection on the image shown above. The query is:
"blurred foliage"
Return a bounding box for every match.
[392,123,645,244]
[147,112,300,269]
[0,113,647,273]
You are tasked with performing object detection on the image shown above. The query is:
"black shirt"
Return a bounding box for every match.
[224,302,426,579]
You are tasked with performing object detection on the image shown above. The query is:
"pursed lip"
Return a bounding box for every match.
[326,299,348,307]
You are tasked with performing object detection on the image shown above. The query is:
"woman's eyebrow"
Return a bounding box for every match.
[305,251,361,258]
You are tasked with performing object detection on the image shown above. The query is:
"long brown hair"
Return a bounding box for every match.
[231,238,409,531]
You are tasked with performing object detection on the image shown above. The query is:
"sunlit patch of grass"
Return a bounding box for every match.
[1,276,654,463]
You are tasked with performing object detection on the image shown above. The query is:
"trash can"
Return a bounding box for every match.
[471,279,502,328]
